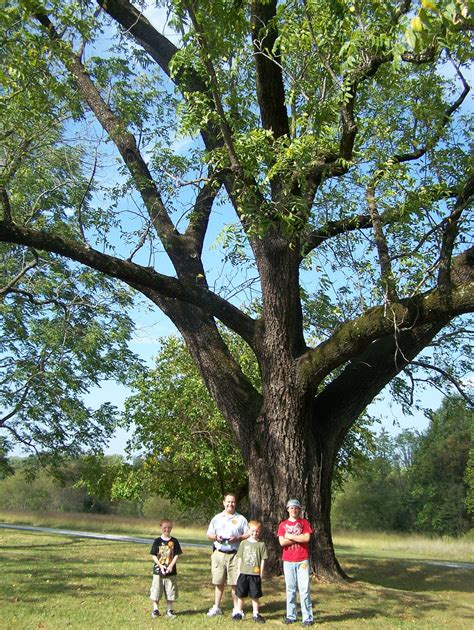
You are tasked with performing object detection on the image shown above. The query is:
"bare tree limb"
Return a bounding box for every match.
[0,250,38,295]
[410,360,474,407]
[367,184,397,301]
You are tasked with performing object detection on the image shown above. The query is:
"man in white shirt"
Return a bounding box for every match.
[206,493,249,618]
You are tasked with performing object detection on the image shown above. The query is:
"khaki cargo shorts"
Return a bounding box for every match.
[211,549,239,586]
[150,574,178,601]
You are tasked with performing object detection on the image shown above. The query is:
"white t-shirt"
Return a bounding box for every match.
[207,511,248,552]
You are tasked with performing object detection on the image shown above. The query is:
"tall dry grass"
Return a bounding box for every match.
[334,529,474,562]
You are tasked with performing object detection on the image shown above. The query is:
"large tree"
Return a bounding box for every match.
[1,1,473,578]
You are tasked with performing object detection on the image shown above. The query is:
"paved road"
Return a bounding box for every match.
[1,523,473,569]
[0,523,208,548]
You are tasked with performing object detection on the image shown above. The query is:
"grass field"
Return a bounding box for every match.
[0,510,473,629]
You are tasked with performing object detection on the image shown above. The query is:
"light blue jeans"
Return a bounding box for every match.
[283,560,313,623]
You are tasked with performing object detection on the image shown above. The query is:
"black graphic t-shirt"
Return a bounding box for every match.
[150,536,183,575]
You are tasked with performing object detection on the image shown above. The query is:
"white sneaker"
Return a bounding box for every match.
[166,610,176,618]
[207,606,223,617]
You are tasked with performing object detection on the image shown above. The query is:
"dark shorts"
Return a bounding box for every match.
[235,573,263,599]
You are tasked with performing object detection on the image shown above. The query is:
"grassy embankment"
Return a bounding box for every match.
[0,510,473,629]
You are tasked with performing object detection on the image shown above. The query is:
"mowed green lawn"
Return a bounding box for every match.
[0,513,473,629]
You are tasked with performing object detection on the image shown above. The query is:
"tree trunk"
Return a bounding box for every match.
[244,390,348,581]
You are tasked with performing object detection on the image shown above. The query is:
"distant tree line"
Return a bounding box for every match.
[0,454,208,524]
[332,396,473,536]
[0,455,136,515]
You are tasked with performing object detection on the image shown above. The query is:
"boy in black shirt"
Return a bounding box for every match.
[149,519,183,619]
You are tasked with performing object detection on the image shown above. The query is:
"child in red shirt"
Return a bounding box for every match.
[277,499,314,626]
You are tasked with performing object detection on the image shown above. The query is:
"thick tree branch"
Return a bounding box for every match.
[0,186,13,223]
[301,35,436,200]
[33,8,225,281]
[251,0,290,139]
[339,83,358,162]
[392,0,412,22]
[312,321,445,445]
[0,221,257,344]
[303,5,464,204]
[302,213,374,258]
[96,0,177,74]
[34,11,178,243]
[139,286,262,443]
[183,1,243,177]
[438,170,474,287]
[184,178,218,256]
[180,2,267,223]
[303,0,357,166]
[298,250,474,385]
[95,0,223,154]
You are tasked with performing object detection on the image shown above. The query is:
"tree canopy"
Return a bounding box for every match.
[1,0,473,578]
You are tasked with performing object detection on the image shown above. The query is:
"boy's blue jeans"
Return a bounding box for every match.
[283,560,313,623]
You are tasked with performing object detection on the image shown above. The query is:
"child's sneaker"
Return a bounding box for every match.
[151,609,160,618]
[232,610,245,620]
[166,610,177,618]
[207,606,223,616]
[253,613,266,623]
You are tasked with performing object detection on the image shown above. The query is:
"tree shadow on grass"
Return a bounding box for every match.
[313,573,472,626]
[245,559,473,625]
[343,557,474,593]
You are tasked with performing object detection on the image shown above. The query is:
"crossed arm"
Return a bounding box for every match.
[279,532,310,547]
